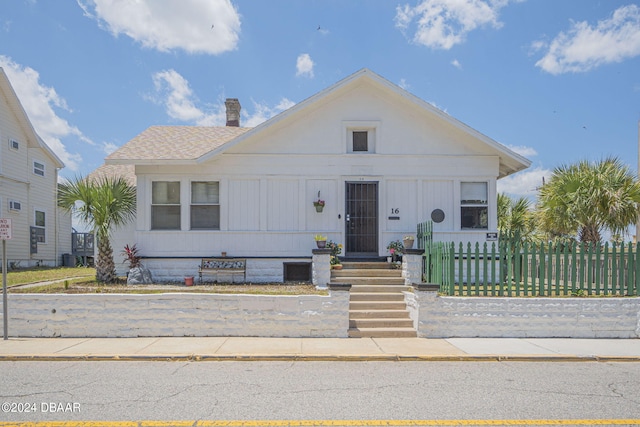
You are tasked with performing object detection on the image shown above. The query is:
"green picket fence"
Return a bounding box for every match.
[417,221,640,297]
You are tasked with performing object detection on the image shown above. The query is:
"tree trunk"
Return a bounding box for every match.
[579,224,601,244]
[96,235,116,283]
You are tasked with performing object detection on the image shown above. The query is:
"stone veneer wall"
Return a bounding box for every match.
[2,291,350,338]
[412,288,640,338]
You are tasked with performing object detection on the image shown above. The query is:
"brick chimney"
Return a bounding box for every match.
[225,98,241,127]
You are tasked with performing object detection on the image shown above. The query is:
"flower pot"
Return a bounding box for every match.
[315,205,324,213]
[332,264,343,270]
[316,240,326,249]
[403,238,415,249]
[184,276,194,286]
[387,256,392,263]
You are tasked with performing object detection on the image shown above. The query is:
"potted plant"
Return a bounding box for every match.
[313,191,325,212]
[403,235,415,249]
[386,240,404,262]
[327,240,343,269]
[314,234,327,249]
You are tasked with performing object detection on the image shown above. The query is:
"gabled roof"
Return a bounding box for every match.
[106,68,530,177]
[0,67,64,169]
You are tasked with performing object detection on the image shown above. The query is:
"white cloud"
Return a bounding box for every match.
[152,70,208,123]
[0,56,85,171]
[296,53,315,78]
[243,98,295,127]
[150,69,294,127]
[78,0,241,55]
[451,59,462,69]
[102,142,119,155]
[497,167,550,197]
[398,78,410,90]
[506,144,537,157]
[395,0,513,50]
[535,5,640,74]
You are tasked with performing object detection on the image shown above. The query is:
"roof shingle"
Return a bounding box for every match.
[106,126,251,162]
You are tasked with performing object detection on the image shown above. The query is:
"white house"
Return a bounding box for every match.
[0,67,71,267]
[102,68,530,281]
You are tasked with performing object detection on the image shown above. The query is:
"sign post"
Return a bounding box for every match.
[0,218,12,340]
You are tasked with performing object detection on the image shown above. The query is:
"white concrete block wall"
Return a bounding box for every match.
[137,258,310,283]
[414,291,640,338]
[1,291,350,338]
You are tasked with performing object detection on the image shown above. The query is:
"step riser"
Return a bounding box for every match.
[350,310,411,319]
[350,302,408,310]
[342,262,397,270]
[332,270,401,277]
[333,279,406,286]
[348,329,418,338]
[350,293,405,302]
[349,319,414,328]
[350,285,410,293]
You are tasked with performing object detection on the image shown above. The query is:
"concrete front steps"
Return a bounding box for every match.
[331,262,417,338]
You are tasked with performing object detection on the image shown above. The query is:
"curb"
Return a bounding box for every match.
[1,354,640,362]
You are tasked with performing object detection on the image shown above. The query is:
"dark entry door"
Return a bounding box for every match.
[345,182,378,257]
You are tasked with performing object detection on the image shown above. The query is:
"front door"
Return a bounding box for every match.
[345,182,378,257]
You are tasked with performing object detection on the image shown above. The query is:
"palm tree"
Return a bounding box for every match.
[497,193,535,242]
[58,176,136,283]
[537,157,640,244]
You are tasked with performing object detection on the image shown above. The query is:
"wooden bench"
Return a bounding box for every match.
[198,258,246,283]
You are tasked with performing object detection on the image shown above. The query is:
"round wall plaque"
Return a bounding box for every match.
[431,209,445,223]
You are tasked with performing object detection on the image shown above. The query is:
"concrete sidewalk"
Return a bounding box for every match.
[1,337,640,361]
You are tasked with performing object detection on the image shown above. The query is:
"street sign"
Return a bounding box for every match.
[0,218,12,240]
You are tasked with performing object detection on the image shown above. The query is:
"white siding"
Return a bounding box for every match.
[267,179,299,231]
[422,180,454,231]
[227,179,260,231]
[385,180,417,232]
[305,179,338,232]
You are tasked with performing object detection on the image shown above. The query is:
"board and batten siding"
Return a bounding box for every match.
[385,180,417,232]
[227,179,260,231]
[267,179,299,231]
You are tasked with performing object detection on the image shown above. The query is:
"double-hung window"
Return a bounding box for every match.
[151,181,181,230]
[34,210,46,243]
[191,181,220,230]
[460,182,488,229]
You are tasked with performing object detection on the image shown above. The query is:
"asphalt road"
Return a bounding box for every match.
[1,361,639,424]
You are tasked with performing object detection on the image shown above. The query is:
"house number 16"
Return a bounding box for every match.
[391,208,400,214]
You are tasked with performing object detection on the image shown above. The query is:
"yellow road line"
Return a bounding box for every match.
[2,420,640,427]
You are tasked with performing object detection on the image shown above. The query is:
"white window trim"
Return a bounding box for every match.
[189,180,221,230]
[343,120,380,154]
[150,180,182,231]
[8,199,22,212]
[459,181,490,231]
[34,208,47,244]
[33,160,45,177]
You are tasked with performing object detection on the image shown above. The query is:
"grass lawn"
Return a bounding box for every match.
[5,267,325,295]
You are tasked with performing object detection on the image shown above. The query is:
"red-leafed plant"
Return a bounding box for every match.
[122,244,141,269]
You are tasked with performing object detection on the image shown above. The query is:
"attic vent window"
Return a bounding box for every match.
[344,121,379,154]
[352,131,368,152]
[9,139,19,150]
[33,161,45,177]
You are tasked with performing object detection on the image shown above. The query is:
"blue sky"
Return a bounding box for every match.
[1,0,639,200]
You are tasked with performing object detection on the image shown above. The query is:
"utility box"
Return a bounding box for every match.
[62,253,76,267]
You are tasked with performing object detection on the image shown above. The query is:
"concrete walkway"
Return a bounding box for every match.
[1,337,639,361]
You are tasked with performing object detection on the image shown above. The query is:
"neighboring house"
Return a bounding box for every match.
[0,67,70,267]
[101,69,530,281]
